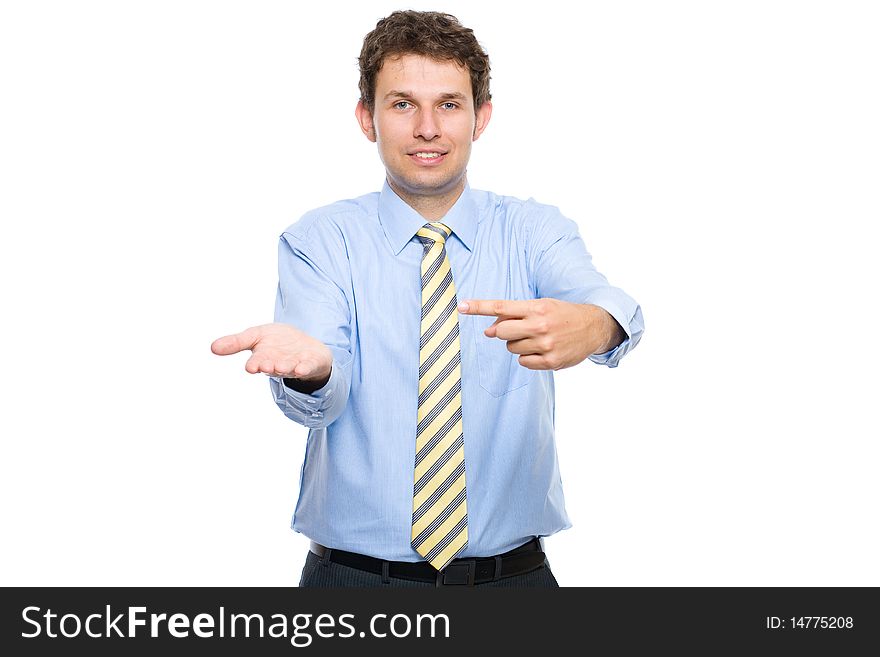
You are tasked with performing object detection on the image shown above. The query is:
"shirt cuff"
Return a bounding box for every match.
[270,361,340,423]
[583,293,644,368]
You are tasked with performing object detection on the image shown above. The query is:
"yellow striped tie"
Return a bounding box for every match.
[411,221,468,571]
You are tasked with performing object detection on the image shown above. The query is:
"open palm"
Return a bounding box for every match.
[211,323,332,381]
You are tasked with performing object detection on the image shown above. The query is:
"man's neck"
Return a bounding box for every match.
[388,177,466,221]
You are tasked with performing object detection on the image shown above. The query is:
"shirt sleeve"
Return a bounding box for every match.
[527,204,644,368]
[269,225,353,428]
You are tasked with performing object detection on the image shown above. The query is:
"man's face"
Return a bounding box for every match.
[356,54,492,202]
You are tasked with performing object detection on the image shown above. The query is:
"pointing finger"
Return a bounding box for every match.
[458,299,534,318]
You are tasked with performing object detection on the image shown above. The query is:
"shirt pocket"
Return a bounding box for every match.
[472,315,535,397]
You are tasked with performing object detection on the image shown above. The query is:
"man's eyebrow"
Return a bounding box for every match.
[383,90,468,102]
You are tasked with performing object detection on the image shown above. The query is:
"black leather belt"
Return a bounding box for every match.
[309,537,546,586]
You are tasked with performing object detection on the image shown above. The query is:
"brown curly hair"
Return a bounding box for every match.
[358,10,492,115]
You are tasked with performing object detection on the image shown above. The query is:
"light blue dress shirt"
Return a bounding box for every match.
[269,181,644,561]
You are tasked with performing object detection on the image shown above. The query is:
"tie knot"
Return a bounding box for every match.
[416,222,451,246]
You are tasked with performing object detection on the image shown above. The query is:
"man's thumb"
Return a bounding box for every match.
[211,326,262,356]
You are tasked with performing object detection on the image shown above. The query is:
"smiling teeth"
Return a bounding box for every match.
[415,152,441,159]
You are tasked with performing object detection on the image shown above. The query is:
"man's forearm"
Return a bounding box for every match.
[591,307,627,355]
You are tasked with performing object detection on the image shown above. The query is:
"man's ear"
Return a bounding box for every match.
[472,101,493,141]
[355,100,377,143]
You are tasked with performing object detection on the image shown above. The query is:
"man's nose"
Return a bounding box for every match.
[414,109,440,140]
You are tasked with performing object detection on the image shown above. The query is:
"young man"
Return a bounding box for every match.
[212,10,644,587]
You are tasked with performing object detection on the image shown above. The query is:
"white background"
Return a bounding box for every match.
[1,0,877,586]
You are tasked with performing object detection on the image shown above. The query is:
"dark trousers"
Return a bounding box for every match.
[298,549,561,588]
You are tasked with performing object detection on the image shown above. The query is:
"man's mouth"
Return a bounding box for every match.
[409,151,447,165]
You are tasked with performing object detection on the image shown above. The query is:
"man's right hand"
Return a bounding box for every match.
[211,323,333,385]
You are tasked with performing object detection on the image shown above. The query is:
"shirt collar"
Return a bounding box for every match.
[378,179,478,255]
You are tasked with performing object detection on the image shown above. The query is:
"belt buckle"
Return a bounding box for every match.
[436,559,477,587]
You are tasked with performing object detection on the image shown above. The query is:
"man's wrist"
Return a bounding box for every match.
[283,368,332,394]
[590,306,626,355]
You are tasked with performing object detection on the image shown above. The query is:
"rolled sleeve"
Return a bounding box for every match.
[528,204,644,367]
[271,221,354,428]
[269,357,351,428]
[586,295,644,368]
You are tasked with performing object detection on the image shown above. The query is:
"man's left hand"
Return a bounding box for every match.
[458,298,625,370]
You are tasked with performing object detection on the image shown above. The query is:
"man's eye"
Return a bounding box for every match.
[441,102,458,110]
[394,101,412,110]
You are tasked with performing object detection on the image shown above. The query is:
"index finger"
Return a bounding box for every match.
[458,299,533,318]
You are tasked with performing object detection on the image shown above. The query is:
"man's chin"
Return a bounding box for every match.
[390,171,464,198]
